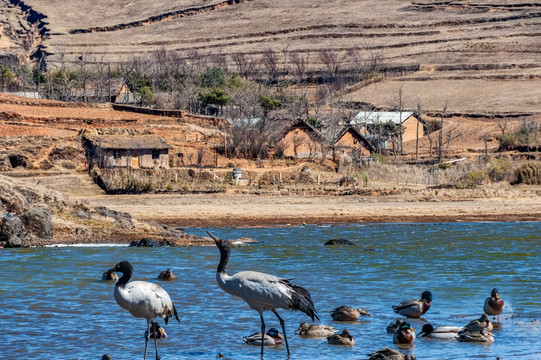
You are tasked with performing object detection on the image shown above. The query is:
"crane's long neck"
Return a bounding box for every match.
[217,245,230,274]
[116,268,132,288]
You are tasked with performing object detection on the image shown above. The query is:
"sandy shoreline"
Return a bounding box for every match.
[82,192,541,228]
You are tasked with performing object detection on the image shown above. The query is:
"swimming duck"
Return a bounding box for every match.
[418,324,462,339]
[101,269,118,282]
[392,291,432,318]
[368,347,417,360]
[457,328,494,343]
[330,306,371,321]
[393,322,416,344]
[243,328,284,346]
[327,329,355,346]
[461,314,493,333]
[296,322,337,337]
[144,321,168,339]
[158,269,175,281]
[386,319,405,334]
[483,288,504,321]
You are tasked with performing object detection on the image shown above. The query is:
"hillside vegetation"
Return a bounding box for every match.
[1,0,540,114]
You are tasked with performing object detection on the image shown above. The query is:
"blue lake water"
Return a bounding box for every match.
[1,222,540,359]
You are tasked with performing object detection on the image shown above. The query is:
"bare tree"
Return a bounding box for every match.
[392,84,407,153]
[434,103,463,162]
[289,52,309,84]
[231,52,257,78]
[260,48,280,82]
[437,103,447,163]
[415,101,423,161]
[497,118,509,152]
[318,49,340,80]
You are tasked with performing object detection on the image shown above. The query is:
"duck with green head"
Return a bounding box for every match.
[393,322,416,344]
[392,291,432,318]
[243,328,284,346]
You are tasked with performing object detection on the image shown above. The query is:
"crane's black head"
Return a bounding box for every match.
[491,288,499,299]
[418,324,434,337]
[105,261,133,287]
[208,231,231,273]
[207,231,231,252]
[421,291,433,302]
[112,261,133,274]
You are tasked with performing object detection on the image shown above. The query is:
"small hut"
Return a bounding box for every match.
[278,119,324,158]
[334,126,374,158]
[84,131,172,169]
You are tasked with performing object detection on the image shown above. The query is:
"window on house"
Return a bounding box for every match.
[113,150,121,159]
[152,150,160,160]
[353,139,358,144]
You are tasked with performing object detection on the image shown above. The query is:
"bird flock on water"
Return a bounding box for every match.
[102,232,505,359]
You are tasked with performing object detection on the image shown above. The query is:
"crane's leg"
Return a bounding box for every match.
[272,310,290,356]
[144,321,151,360]
[259,313,266,358]
[154,322,161,360]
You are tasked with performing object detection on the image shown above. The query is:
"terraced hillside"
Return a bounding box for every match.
[1,0,540,113]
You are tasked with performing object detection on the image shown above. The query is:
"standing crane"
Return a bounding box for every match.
[208,231,318,357]
[105,261,179,360]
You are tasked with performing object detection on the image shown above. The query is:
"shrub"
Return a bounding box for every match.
[370,153,390,165]
[454,170,486,189]
[514,162,541,185]
[498,133,517,150]
[488,158,512,182]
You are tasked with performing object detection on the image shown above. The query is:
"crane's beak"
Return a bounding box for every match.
[207,231,220,243]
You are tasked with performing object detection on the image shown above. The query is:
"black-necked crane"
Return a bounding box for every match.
[105,261,179,360]
[208,231,318,357]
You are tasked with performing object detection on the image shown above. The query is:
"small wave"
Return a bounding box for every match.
[44,243,129,248]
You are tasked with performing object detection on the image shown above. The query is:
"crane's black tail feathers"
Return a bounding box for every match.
[173,304,180,323]
[164,304,180,325]
[282,280,319,321]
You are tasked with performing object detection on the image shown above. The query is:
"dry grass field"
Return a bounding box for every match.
[1,0,539,114]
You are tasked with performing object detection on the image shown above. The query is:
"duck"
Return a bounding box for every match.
[144,321,168,339]
[417,324,462,339]
[330,305,371,321]
[393,322,416,344]
[386,319,405,334]
[101,269,118,282]
[327,329,355,346]
[158,269,175,281]
[483,288,504,321]
[295,322,337,337]
[457,328,495,343]
[392,291,432,318]
[368,347,417,360]
[461,314,493,333]
[243,328,283,346]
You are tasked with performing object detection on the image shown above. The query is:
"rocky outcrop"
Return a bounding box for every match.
[20,207,53,239]
[0,174,210,247]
